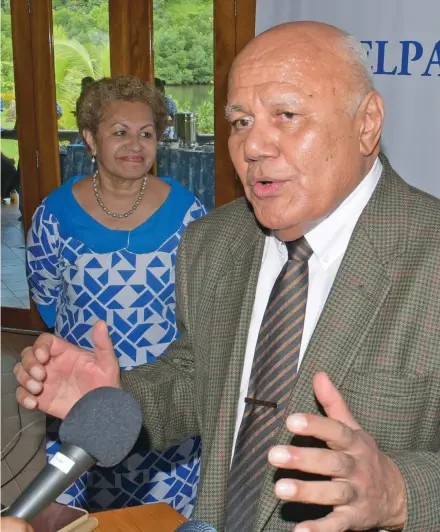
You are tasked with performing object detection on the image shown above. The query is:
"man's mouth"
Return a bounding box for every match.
[250,177,276,186]
[251,179,285,197]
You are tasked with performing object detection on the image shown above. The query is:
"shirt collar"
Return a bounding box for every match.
[275,157,383,269]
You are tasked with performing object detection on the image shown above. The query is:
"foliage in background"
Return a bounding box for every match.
[1,0,214,136]
[52,26,110,130]
[1,4,14,95]
[1,2,17,161]
[194,91,214,133]
[153,0,213,85]
[51,0,111,130]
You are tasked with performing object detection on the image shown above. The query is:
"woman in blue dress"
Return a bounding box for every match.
[26,76,205,516]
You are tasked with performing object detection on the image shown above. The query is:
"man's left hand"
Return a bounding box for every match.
[268,372,407,532]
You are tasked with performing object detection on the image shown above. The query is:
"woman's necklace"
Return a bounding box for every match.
[92,171,148,218]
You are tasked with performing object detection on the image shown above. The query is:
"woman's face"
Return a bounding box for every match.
[84,100,157,181]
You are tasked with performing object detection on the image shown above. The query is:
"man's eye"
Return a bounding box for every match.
[279,111,296,120]
[232,117,253,130]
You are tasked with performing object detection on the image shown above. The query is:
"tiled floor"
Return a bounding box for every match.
[1,202,30,309]
[1,331,45,508]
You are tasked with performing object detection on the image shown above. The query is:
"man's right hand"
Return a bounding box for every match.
[14,321,120,419]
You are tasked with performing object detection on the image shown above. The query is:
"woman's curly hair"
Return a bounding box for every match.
[76,75,169,144]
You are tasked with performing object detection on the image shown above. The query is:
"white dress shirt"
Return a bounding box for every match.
[232,158,383,454]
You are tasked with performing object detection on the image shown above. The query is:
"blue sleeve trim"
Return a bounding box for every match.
[36,302,56,328]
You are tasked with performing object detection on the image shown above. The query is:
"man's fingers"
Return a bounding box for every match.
[1,516,35,532]
[285,413,357,452]
[21,345,49,365]
[92,321,115,363]
[15,347,48,383]
[269,445,355,477]
[274,478,355,507]
[16,386,39,410]
[29,333,57,358]
[13,362,44,394]
[21,333,75,366]
[13,358,45,390]
[312,373,361,430]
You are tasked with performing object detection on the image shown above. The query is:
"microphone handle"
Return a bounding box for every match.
[3,443,96,522]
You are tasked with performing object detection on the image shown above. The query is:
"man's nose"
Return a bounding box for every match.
[243,121,278,161]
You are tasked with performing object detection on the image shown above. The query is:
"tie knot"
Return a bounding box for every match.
[286,237,313,262]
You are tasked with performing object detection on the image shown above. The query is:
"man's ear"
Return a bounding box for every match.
[358,91,384,157]
[82,129,96,156]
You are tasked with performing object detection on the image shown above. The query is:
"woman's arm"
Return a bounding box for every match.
[26,203,62,327]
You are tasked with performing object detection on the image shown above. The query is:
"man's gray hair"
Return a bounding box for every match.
[338,33,375,114]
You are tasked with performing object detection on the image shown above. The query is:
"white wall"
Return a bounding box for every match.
[255,0,440,198]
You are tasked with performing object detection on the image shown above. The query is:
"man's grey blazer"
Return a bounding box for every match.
[122,156,440,531]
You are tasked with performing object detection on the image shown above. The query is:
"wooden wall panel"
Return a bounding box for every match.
[109,0,154,83]
[214,0,256,206]
[236,0,257,55]
[213,0,237,207]
[10,0,40,230]
[10,0,60,227]
[3,0,56,331]
[29,0,61,201]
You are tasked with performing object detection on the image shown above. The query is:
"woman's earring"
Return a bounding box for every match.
[91,155,96,165]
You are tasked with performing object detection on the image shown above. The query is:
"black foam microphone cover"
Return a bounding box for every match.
[59,386,143,466]
[3,386,143,521]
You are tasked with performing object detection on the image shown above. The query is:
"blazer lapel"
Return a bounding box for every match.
[195,200,266,528]
[254,157,406,530]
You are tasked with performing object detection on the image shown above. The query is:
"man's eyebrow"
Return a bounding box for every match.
[225,104,244,119]
[225,94,304,119]
[264,94,304,106]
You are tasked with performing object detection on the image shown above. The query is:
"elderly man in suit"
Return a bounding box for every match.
[15,21,440,532]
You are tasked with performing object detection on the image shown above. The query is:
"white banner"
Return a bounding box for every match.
[255,0,440,198]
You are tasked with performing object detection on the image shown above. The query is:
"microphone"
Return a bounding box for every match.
[176,521,217,531]
[3,387,142,522]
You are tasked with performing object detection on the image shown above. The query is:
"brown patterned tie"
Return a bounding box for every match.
[226,237,313,532]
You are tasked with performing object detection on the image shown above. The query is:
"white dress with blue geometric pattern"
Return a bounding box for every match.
[26,176,205,516]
